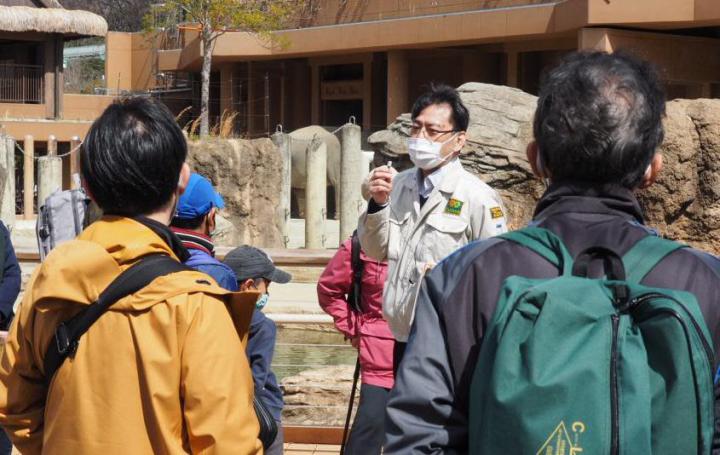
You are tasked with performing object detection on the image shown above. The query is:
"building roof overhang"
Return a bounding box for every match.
[0,5,108,37]
[158,0,720,72]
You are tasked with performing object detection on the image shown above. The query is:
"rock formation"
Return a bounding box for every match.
[638,99,720,254]
[369,82,720,254]
[281,365,356,426]
[187,137,284,248]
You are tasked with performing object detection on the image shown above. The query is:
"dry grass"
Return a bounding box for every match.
[187,117,201,138]
[175,106,192,123]
[180,108,240,140]
[207,110,239,138]
[218,110,239,138]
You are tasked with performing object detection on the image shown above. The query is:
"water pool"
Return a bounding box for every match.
[273,326,357,380]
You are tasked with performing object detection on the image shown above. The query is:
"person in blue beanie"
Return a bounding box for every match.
[170,172,237,290]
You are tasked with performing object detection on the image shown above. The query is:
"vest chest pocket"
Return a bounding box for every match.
[388,211,411,260]
[424,213,469,259]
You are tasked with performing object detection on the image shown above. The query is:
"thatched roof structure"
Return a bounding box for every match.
[0,5,107,36]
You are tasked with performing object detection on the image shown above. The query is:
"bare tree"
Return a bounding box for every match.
[61,0,152,32]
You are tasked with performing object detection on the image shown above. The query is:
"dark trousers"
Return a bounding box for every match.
[393,341,407,375]
[264,422,284,455]
[345,384,391,455]
[0,428,11,455]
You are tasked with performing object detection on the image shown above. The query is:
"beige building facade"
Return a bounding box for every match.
[4,0,720,141]
[148,0,720,137]
[0,1,110,143]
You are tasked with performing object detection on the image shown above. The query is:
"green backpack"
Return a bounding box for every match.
[468,227,715,455]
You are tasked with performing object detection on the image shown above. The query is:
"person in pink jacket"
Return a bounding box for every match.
[317,236,395,455]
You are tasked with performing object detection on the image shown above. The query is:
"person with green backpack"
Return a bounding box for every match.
[384,50,720,454]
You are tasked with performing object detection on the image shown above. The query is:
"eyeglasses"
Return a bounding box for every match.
[409,124,456,140]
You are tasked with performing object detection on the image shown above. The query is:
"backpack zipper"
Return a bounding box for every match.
[630,293,714,371]
[610,314,620,455]
[628,293,714,454]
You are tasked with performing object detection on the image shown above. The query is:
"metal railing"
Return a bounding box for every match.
[0,64,44,104]
[159,25,185,51]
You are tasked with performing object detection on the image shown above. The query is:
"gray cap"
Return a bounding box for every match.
[223,245,292,284]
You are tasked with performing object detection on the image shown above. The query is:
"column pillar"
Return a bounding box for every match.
[220,65,235,115]
[305,139,327,249]
[506,51,519,88]
[387,50,409,124]
[339,123,362,243]
[23,135,34,219]
[362,60,372,131]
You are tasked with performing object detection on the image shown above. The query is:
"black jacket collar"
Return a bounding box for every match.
[533,181,645,224]
[133,216,191,262]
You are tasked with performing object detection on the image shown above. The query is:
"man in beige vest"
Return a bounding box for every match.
[359,84,508,367]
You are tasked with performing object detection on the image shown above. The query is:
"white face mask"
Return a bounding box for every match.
[407,134,457,170]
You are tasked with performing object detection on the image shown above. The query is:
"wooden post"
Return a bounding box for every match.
[247,62,254,136]
[264,72,270,137]
[506,51,519,88]
[362,60,372,131]
[311,64,320,125]
[43,37,56,119]
[23,135,34,219]
[70,135,81,189]
[280,62,286,127]
[387,51,409,123]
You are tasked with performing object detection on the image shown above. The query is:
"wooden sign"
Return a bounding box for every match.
[321,80,363,100]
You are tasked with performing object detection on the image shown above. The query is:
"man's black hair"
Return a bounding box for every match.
[170,214,206,230]
[533,51,666,188]
[411,83,470,132]
[80,97,187,216]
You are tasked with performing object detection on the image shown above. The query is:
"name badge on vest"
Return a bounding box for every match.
[444,198,464,216]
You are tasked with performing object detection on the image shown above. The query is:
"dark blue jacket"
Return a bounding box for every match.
[385,184,720,453]
[181,244,284,422]
[248,311,284,421]
[184,248,238,291]
[0,223,20,329]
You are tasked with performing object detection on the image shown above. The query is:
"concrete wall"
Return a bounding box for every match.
[105,32,133,91]
[0,103,46,118]
[105,32,159,92]
[0,120,93,141]
[131,34,158,91]
[63,94,114,120]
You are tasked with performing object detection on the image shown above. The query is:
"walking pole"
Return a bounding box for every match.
[341,231,364,454]
[340,357,361,455]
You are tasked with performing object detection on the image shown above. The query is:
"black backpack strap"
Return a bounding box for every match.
[348,230,365,313]
[44,254,191,384]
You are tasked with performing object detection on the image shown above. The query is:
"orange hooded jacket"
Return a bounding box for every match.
[0,217,262,454]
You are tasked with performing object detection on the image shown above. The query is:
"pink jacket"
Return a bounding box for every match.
[317,239,394,389]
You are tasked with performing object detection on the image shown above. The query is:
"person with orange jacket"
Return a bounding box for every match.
[0,98,261,454]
